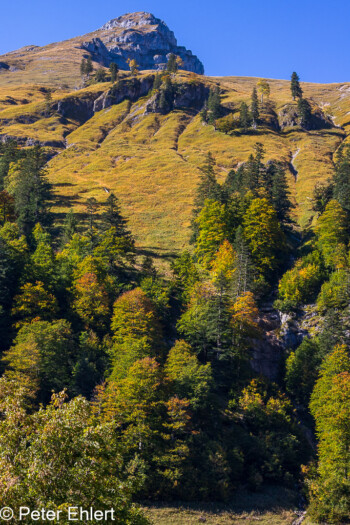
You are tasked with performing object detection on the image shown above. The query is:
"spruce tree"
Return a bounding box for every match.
[80,58,87,78]
[239,102,252,131]
[207,86,221,123]
[298,98,312,128]
[61,209,78,246]
[85,57,93,78]
[334,146,350,211]
[269,162,293,221]
[291,72,303,100]
[109,62,118,83]
[251,87,259,127]
[13,146,53,235]
[158,76,174,114]
[101,192,131,239]
[233,226,253,296]
[166,53,178,73]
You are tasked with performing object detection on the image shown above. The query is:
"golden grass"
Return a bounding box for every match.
[1,72,350,254]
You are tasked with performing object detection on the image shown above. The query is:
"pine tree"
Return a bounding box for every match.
[61,209,78,246]
[239,102,252,131]
[207,86,221,123]
[85,197,99,250]
[233,226,253,296]
[11,146,53,235]
[94,67,106,83]
[158,75,174,114]
[298,98,312,128]
[251,87,259,127]
[193,152,222,214]
[80,58,87,78]
[166,53,178,73]
[85,57,93,78]
[269,162,293,221]
[109,62,118,83]
[101,192,131,239]
[290,72,303,100]
[334,145,350,211]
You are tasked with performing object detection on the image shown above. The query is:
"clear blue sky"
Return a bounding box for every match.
[0,0,348,83]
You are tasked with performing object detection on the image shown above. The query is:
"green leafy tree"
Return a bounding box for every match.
[94,67,107,82]
[243,197,284,278]
[285,339,321,406]
[308,346,350,523]
[0,384,149,524]
[315,199,348,269]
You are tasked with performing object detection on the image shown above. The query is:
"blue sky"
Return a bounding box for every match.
[0,0,348,83]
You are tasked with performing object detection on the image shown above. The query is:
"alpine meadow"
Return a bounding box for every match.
[0,9,350,525]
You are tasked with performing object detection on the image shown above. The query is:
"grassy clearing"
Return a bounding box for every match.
[1,72,350,253]
[141,485,301,525]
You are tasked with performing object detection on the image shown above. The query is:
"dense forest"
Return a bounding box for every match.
[0,72,350,525]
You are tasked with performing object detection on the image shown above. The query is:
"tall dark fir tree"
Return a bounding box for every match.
[291,72,303,100]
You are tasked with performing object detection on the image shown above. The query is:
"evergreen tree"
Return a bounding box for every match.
[85,197,99,250]
[101,192,132,240]
[290,72,303,100]
[94,67,107,82]
[61,209,78,246]
[80,58,87,78]
[166,53,178,73]
[11,146,53,235]
[268,162,293,221]
[86,57,93,77]
[334,145,350,211]
[298,98,312,128]
[109,62,118,83]
[158,75,174,114]
[251,87,259,127]
[233,226,253,296]
[207,86,221,123]
[193,152,222,216]
[239,102,252,131]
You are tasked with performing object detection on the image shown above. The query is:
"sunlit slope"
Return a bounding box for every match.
[1,73,350,252]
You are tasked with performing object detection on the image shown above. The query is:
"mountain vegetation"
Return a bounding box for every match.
[0,13,350,525]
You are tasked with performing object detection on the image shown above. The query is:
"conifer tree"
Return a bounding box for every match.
[101,192,132,240]
[193,152,222,216]
[290,72,303,100]
[109,62,118,83]
[298,98,312,128]
[85,57,93,78]
[207,86,221,123]
[268,162,293,221]
[251,87,259,127]
[11,146,53,235]
[166,53,178,73]
[239,102,252,131]
[61,209,78,246]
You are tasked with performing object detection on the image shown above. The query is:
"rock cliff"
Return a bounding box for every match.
[82,12,204,74]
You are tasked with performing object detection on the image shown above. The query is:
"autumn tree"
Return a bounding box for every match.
[308,346,350,523]
[2,320,75,402]
[195,200,229,265]
[243,197,284,278]
[257,79,270,103]
[315,199,348,268]
[72,271,109,329]
[109,288,163,379]
[128,58,139,75]
[11,281,58,328]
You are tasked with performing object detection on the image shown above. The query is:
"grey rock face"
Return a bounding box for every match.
[278,103,334,130]
[82,12,204,74]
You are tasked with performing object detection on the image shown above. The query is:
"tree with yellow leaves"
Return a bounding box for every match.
[127,58,139,75]
[257,79,270,103]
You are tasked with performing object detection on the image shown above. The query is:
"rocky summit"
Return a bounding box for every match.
[0,12,203,87]
[93,12,204,73]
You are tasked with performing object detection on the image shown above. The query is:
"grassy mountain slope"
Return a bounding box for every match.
[1,71,350,254]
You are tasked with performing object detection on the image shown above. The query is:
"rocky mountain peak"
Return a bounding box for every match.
[93,11,203,74]
[101,12,166,31]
